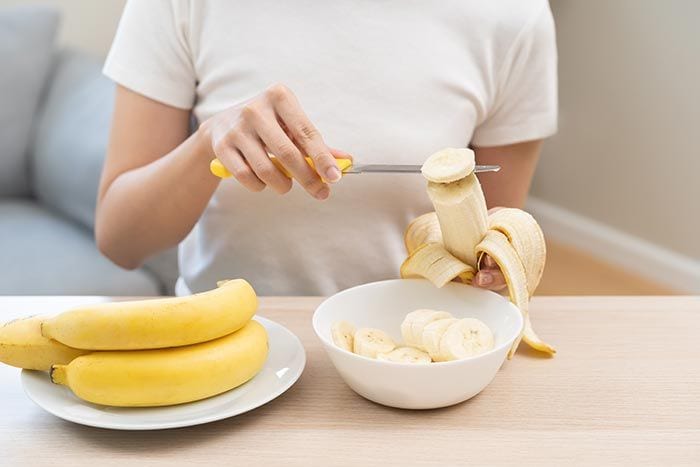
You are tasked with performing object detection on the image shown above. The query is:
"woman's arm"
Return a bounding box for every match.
[96,85,218,269]
[472,139,543,289]
[97,84,344,270]
[474,139,542,209]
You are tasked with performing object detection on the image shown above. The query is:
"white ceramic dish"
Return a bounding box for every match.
[313,279,523,409]
[21,316,305,430]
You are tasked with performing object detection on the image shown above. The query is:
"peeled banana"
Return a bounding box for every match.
[50,320,269,407]
[403,148,555,357]
[427,175,488,266]
[0,316,88,371]
[42,279,257,350]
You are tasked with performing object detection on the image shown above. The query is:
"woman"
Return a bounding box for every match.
[97,0,557,295]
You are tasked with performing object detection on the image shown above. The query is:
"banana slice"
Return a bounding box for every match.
[353,328,396,359]
[438,318,494,361]
[377,346,432,364]
[401,309,454,350]
[421,318,459,362]
[331,321,356,352]
[421,148,476,183]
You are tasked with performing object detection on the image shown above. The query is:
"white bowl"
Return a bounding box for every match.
[313,279,523,409]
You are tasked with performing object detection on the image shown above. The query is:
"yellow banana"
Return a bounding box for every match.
[50,320,269,407]
[41,279,257,350]
[0,316,88,371]
[403,148,555,357]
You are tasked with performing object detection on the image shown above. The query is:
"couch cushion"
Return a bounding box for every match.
[31,50,115,229]
[0,200,160,295]
[0,5,59,196]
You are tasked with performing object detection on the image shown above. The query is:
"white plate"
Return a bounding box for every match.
[21,317,305,430]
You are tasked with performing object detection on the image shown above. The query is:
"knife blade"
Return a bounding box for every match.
[343,163,500,174]
[210,157,500,179]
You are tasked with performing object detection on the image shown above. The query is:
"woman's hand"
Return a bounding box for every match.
[473,207,507,291]
[201,83,346,200]
[473,255,507,291]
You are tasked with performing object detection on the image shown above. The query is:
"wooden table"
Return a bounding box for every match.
[1,296,698,466]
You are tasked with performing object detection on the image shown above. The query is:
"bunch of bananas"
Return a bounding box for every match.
[402,148,556,358]
[0,279,269,407]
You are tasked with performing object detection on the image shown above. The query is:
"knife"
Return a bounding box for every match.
[210,157,500,179]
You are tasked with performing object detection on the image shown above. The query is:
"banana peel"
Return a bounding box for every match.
[400,243,475,288]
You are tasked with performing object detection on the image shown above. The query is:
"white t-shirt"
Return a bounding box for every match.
[104,0,557,296]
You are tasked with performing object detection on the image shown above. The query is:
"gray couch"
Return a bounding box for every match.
[0,6,176,295]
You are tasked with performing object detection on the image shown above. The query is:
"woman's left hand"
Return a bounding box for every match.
[472,206,507,291]
[473,255,507,291]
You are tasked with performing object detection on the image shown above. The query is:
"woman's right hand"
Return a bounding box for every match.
[201,83,346,200]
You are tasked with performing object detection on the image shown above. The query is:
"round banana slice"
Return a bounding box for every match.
[438,318,494,361]
[377,346,432,364]
[421,148,476,183]
[421,318,459,362]
[331,321,356,352]
[401,309,454,350]
[353,328,396,359]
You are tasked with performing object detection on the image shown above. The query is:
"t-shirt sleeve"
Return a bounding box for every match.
[471,3,558,147]
[103,0,195,110]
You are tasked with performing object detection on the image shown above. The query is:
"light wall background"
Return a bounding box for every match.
[2,0,697,262]
[537,0,699,259]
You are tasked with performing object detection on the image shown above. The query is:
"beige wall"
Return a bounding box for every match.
[534,0,700,259]
[3,0,697,259]
[0,0,125,57]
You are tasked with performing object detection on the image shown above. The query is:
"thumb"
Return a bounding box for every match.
[329,147,353,161]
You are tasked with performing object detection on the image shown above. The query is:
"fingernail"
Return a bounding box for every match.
[325,166,342,183]
[315,186,330,200]
[477,272,493,286]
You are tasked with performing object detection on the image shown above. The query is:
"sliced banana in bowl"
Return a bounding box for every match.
[331,310,494,365]
[313,279,523,410]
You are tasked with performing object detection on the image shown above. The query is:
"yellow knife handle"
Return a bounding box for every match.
[210,157,353,180]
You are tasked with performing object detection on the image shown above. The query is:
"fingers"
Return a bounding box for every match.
[209,83,345,200]
[474,269,507,291]
[474,254,507,291]
[482,254,498,268]
[266,84,342,183]
[244,100,330,200]
[213,145,266,193]
[330,147,353,160]
[233,130,293,195]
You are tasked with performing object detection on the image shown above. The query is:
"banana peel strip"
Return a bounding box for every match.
[488,208,547,295]
[400,243,475,288]
[474,230,530,359]
[404,212,442,255]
